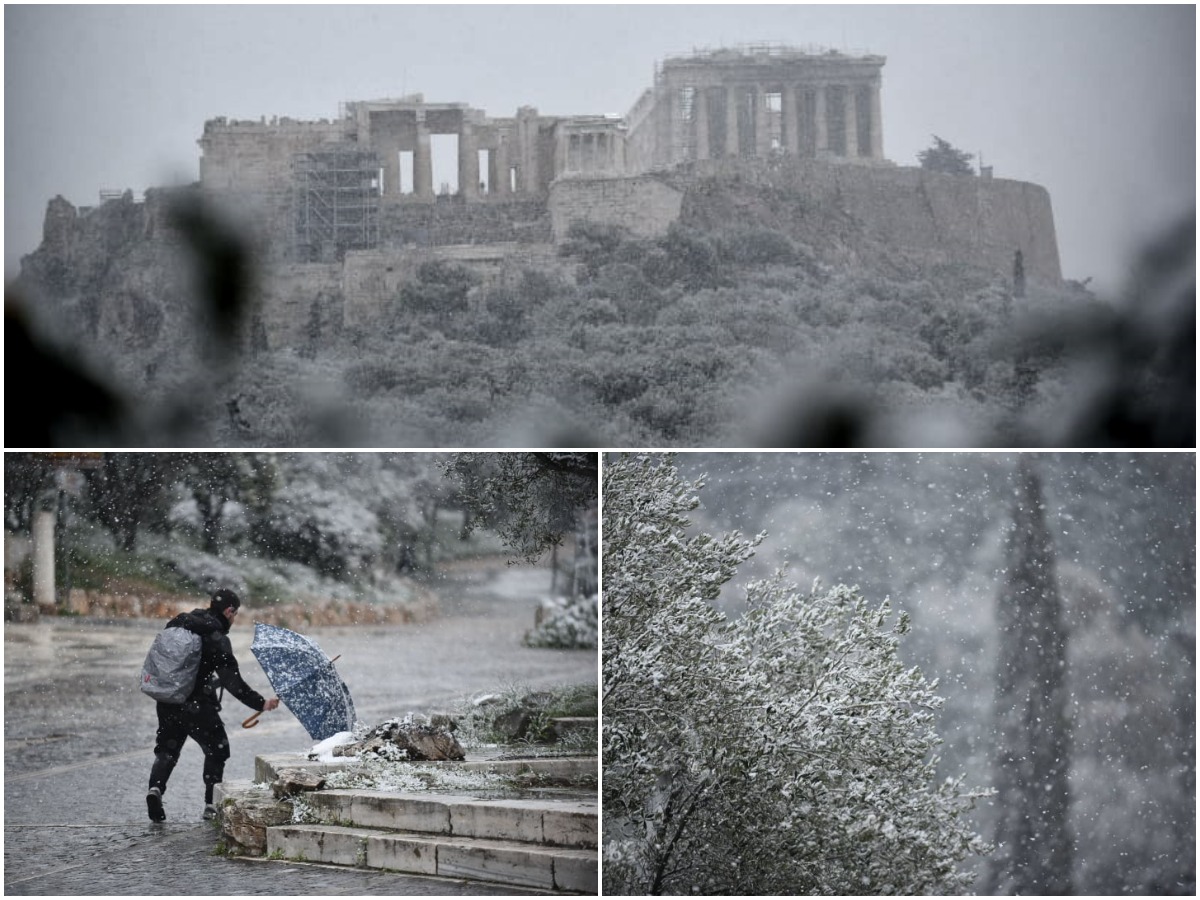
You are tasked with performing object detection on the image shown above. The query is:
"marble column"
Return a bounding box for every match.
[755,85,770,155]
[844,85,859,158]
[725,84,740,157]
[869,80,884,159]
[557,131,567,175]
[515,110,539,194]
[814,84,828,156]
[32,509,55,608]
[782,83,799,156]
[695,88,710,160]
[413,116,433,197]
[458,123,479,198]
[490,140,508,195]
[383,141,401,196]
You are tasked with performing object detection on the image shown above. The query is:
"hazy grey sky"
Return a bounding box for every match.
[5,3,1195,296]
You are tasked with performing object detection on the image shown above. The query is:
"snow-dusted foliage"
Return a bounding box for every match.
[247,453,431,578]
[441,453,596,561]
[150,540,249,597]
[603,453,991,895]
[442,453,597,594]
[524,594,598,649]
[255,478,382,579]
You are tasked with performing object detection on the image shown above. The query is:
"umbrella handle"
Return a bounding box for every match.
[242,711,263,729]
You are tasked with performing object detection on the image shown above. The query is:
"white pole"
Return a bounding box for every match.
[32,507,56,608]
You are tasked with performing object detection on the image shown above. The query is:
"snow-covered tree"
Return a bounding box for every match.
[441,452,596,566]
[603,453,992,894]
[87,452,185,551]
[177,452,276,554]
[918,135,976,175]
[254,477,383,579]
[987,457,1073,894]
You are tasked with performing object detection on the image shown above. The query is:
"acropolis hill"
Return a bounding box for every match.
[23,44,1061,352]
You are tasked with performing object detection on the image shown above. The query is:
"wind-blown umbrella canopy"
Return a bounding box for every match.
[250,623,356,741]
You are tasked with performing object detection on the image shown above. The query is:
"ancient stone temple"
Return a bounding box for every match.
[625,44,886,170]
[197,45,886,205]
[196,95,627,259]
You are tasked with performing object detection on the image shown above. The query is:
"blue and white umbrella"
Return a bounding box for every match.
[250,623,356,741]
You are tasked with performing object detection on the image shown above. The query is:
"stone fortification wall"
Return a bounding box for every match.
[199,117,354,257]
[676,159,1061,283]
[198,117,348,192]
[548,176,685,240]
[545,159,1059,284]
[342,243,566,330]
[377,198,552,248]
[544,160,1060,284]
[256,262,344,349]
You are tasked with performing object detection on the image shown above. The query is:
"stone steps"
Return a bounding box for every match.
[268,823,596,893]
[217,755,598,894]
[304,789,596,847]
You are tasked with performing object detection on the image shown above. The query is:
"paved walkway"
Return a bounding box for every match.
[4,563,596,895]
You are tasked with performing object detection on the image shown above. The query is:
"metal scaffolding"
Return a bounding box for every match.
[293,147,382,259]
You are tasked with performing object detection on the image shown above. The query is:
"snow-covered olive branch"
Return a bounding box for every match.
[602,453,992,895]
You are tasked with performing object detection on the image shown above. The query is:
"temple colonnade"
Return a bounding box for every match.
[681,78,884,162]
[353,102,521,200]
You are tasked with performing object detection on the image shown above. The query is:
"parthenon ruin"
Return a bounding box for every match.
[628,44,885,169]
[196,44,888,259]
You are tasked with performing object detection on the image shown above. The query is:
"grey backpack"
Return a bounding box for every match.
[139,626,203,704]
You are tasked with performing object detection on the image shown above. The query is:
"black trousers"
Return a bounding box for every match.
[149,700,230,793]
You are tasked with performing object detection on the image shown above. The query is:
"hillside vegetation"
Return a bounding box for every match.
[11,179,1192,448]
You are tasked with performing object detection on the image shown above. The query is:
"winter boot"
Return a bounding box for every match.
[146,787,166,822]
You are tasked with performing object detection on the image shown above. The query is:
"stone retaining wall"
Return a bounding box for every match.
[30,588,439,627]
[548,175,685,240]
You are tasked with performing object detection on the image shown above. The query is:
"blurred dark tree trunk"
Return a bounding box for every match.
[987,457,1073,894]
[182,453,275,556]
[88,453,184,552]
[2,453,55,533]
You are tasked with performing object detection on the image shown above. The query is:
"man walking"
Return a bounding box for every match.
[146,589,279,822]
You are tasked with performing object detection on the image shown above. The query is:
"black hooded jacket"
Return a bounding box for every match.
[167,608,266,712]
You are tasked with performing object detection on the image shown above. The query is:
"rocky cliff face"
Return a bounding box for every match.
[15,189,201,392]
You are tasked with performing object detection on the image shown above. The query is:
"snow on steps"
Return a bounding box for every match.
[220,753,597,893]
[254,750,598,784]
[266,791,596,893]
[303,789,596,847]
[269,821,596,892]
